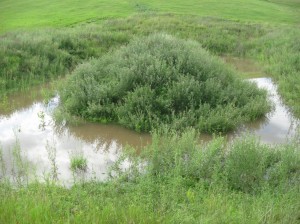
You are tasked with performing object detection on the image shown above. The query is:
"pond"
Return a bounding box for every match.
[0,59,298,185]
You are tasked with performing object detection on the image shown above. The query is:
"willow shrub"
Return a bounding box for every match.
[59,34,270,133]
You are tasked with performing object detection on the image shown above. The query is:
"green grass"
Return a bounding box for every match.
[1,129,299,223]
[1,0,299,33]
[0,0,133,33]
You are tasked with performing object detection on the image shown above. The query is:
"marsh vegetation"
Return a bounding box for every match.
[0,130,299,223]
[1,0,300,223]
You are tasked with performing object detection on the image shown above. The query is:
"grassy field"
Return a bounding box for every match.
[1,0,300,33]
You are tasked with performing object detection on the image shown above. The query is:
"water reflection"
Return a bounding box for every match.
[236,78,299,143]
[0,97,150,185]
[0,77,298,184]
[0,84,48,116]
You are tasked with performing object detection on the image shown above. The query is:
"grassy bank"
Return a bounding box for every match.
[1,130,299,223]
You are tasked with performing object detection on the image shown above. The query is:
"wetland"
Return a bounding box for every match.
[0,8,299,223]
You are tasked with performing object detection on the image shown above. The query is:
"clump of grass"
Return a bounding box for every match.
[70,155,87,172]
[59,34,270,133]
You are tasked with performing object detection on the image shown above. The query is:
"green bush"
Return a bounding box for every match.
[60,34,270,133]
[225,136,271,192]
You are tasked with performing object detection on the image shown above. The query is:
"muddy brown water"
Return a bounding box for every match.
[0,58,298,185]
[0,96,152,185]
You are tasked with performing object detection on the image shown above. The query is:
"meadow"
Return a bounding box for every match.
[1,0,300,33]
[1,0,300,223]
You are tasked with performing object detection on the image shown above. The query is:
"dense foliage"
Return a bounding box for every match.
[59,34,269,133]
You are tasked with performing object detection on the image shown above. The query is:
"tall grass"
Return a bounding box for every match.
[0,129,299,223]
[248,29,300,115]
[0,30,129,97]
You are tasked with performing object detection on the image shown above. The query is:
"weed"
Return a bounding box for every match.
[11,138,29,186]
[0,145,6,179]
[70,155,87,172]
[46,140,59,182]
[37,111,46,130]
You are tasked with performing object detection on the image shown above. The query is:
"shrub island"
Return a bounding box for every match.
[59,34,270,133]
